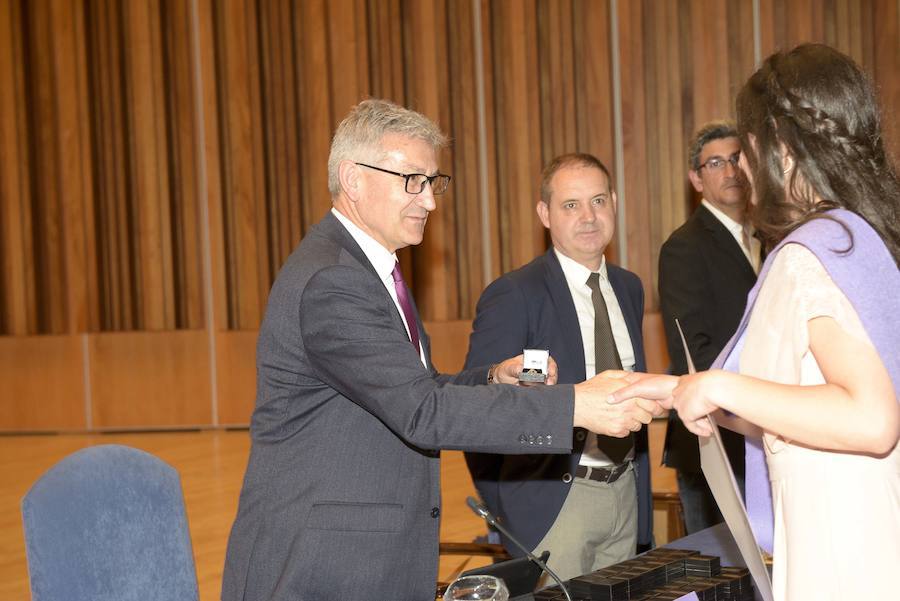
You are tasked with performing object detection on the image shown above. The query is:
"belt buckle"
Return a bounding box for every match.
[605,462,627,483]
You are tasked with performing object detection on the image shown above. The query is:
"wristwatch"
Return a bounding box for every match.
[486,363,499,384]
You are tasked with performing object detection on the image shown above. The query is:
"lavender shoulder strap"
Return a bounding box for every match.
[712,208,900,553]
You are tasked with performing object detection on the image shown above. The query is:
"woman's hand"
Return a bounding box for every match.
[670,371,726,437]
[608,369,731,438]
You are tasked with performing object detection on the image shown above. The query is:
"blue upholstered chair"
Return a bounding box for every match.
[21,444,199,601]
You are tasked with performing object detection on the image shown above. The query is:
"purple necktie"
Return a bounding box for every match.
[391,262,420,352]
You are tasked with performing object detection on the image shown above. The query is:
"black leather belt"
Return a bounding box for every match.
[575,462,630,484]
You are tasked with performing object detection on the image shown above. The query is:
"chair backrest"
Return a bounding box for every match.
[21,444,199,601]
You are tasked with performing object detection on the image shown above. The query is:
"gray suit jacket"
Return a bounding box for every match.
[221,212,576,601]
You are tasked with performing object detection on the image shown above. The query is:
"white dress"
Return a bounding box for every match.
[738,243,900,601]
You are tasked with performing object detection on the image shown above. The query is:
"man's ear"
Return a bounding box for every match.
[536,200,550,228]
[338,160,361,201]
[610,189,618,213]
[688,169,704,194]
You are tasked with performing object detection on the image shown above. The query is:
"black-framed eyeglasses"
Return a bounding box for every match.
[698,152,741,172]
[355,162,451,195]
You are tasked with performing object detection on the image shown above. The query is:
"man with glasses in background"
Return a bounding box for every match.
[658,121,761,533]
[221,99,664,601]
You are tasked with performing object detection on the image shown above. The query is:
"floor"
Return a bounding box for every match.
[2,423,676,600]
[0,429,492,601]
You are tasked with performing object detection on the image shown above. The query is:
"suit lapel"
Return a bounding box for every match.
[317,212,429,366]
[697,204,756,280]
[541,249,587,381]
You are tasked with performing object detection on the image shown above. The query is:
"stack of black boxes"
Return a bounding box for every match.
[531,548,753,601]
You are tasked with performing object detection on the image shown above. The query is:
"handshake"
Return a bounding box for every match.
[572,370,672,438]
[491,355,687,438]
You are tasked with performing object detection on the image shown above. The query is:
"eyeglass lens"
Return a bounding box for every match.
[406,174,451,195]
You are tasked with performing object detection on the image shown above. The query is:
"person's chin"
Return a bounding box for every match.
[403,229,426,246]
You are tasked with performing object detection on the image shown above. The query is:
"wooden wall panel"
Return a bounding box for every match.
[446,0,491,316]
[213,320,475,427]
[89,331,211,428]
[873,0,900,161]
[405,0,459,321]
[208,0,269,331]
[0,0,34,335]
[295,0,337,232]
[618,0,756,310]
[758,0,900,200]
[0,0,204,335]
[489,0,546,273]
[23,0,69,335]
[215,331,258,425]
[572,0,619,263]
[0,336,86,431]
[2,0,897,430]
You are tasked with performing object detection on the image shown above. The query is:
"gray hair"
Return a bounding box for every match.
[688,120,738,170]
[327,98,449,196]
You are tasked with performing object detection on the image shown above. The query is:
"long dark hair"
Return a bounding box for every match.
[736,43,900,266]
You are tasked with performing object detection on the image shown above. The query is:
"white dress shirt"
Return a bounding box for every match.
[332,209,426,366]
[554,248,635,467]
[702,199,761,274]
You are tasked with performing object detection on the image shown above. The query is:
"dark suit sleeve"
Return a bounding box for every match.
[300,264,575,453]
[461,276,531,493]
[658,234,718,373]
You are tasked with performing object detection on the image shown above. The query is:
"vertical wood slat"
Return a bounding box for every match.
[195,0,227,332]
[214,0,269,330]
[27,0,68,334]
[617,0,653,294]
[327,0,369,122]
[124,0,173,330]
[873,0,900,162]
[537,0,577,165]
[48,0,94,335]
[0,0,34,335]
[446,0,485,318]
[490,0,546,273]
[163,0,205,330]
[0,0,896,335]
[295,0,334,229]
[478,0,503,285]
[406,0,458,320]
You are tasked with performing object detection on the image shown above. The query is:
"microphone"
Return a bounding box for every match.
[465,496,573,601]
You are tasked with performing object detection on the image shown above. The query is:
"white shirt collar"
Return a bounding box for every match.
[554,248,608,287]
[331,208,398,280]
[701,198,746,236]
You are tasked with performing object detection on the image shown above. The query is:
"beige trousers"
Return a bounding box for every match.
[531,465,637,582]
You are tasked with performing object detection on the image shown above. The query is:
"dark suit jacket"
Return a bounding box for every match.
[658,203,757,475]
[221,212,578,601]
[463,248,653,554]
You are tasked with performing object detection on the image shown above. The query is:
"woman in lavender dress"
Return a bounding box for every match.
[613,44,900,600]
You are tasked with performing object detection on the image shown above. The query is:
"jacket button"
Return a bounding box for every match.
[518,434,528,444]
[575,430,586,441]
[431,507,440,518]
[562,472,573,483]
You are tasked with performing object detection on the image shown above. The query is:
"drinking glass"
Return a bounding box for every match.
[442,575,509,601]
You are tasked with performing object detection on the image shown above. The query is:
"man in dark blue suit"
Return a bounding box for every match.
[465,153,652,581]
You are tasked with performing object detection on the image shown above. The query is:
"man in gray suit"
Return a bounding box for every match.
[221,99,662,601]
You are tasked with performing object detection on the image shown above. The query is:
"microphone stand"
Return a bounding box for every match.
[466,496,573,601]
